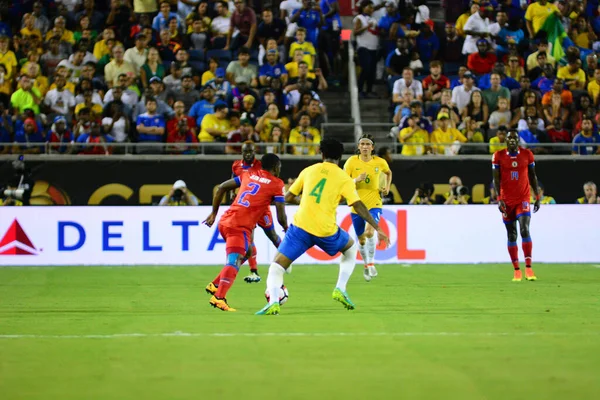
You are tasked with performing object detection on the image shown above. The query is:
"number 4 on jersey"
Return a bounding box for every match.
[309,178,327,203]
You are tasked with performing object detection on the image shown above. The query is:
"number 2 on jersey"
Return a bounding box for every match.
[309,178,327,204]
[237,182,260,207]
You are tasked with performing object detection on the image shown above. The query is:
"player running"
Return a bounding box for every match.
[492,129,541,282]
[231,142,283,283]
[256,138,391,316]
[343,134,392,281]
[203,154,288,312]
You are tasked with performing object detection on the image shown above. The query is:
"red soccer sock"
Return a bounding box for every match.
[215,266,239,299]
[522,238,533,267]
[507,242,520,270]
[211,271,221,286]
[248,243,258,272]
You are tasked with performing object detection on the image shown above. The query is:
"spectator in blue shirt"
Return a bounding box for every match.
[320,0,343,80]
[13,118,45,154]
[572,117,600,155]
[415,23,439,70]
[189,85,218,126]
[153,1,183,33]
[259,50,288,87]
[478,63,520,90]
[207,68,233,103]
[136,97,166,154]
[290,0,324,48]
[0,114,11,154]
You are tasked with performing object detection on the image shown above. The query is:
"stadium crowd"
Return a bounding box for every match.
[0,0,341,155]
[349,0,600,156]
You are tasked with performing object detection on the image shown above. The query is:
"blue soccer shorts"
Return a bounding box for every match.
[351,208,382,237]
[278,224,350,262]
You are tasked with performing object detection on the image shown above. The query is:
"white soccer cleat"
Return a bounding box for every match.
[363,268,372,282]
[368,265,378,277]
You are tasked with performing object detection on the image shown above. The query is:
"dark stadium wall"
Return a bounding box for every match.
[3,159,597,205]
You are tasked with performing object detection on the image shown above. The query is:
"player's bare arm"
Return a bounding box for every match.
[354,172,367,184]
[275,201,288,232]
[493,167,505,213]
[203,178,239,227]
[284,190,301,205]
[528,164,541,213]
[350,200,391,248]
[382,170,392,196]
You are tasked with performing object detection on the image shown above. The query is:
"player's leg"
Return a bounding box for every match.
[244,211,280,283]
[351,213,371,281]
[257,225,312,315]
[518,214,536,281]
[363,208,382,278]
[332,235,358,310]
[504,220,521,282]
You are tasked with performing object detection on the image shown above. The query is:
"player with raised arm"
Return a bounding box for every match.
[203,154,288,312]
[256,138,391,316]
[343,134,392,281]
[492,129,541,282]
[229,142,284,283]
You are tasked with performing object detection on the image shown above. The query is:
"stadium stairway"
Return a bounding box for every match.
[319,85,355,144]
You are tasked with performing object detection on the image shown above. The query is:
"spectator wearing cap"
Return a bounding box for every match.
[166,118,199,155]
[124,33,149,75]
[159,180,199,206]
[430,113,468,155]
[153,1,184,33]
[393,67,424,105]
[226,118,260,154]
[189,85,218,126]
[290,0,324,49]
[526,39,556,71]
[77,120,114,155]
[422,61,450,102]
[462,3,492,55]
[399,100,433,133]
[572,117,600,155]
[140,48,166,90]
[13,118,44,154]
[489,125,507,154]
[47,115,74,154]
[174,75,201,112]
[44,75,75,119]
[259,49,288,87]
[157,28,182,63]
[163,62,184,93]
[557,56,586,91]
[226,47,258,87]
[398,113,429,156]
[451,70,480,113]
[257,9,287,61]
[525,0,559,38]
[482,73,511,114]
[467,39,497,75]
[198,102,231,145]
[167,100,197,137]
[104,45,136,89]
[225,0,258,50]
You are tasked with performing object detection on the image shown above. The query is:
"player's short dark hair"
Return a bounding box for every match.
[261,153,280,171]
[507,128,519,135]
[359,133,375,145]
[320,138,344,160]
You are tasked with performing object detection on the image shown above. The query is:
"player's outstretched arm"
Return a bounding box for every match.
[284,191,301,205]
[528,164,541,213]
[492,167,505,213]
[350,200,391,248]
[274,201,288,232]
[203,178,239,227]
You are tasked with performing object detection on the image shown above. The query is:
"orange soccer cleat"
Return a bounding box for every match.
[209,296,236,312]
[512,270,522,282]
[525,268,537,281]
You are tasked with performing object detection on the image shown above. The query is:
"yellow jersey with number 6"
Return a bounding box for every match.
[343,155,390,213]
[288,162,361,237]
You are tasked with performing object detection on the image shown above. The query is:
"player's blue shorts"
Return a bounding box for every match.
[351,208,382,237]
[278,224,350,262]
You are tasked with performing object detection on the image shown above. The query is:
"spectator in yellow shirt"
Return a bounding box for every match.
[94,28,121,60]
[557,58,586,90]
[0,35,18,80]
[398,114,429,156]
[289,113,321,155]
[20,13,43,40]
[198,103,231,143]
[285,48,316,80]
[288,28,316,71]
[45,16,75,44]
[48,65,77,94]
[255,103,290,142]
[488,125,508,154]
[430,113,467,155]
[525,0,559,38]
[587,67,600,106]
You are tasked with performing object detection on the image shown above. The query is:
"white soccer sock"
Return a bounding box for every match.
[366,236,376,265]
[266,263,286,305]
[336,242,357,291]
[358,242,368,267]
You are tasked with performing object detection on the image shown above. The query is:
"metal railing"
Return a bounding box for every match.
[347,40,363,140]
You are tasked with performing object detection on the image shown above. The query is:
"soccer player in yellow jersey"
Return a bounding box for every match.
[343,134,392,281]
[256,138,390,315]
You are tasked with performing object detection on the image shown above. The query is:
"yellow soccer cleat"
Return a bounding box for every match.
[525,268,537,281]
[512,270,522,282]
[209,296,236,312]
[205,282,218,295]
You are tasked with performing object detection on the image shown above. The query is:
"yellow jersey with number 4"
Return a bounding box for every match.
[343,155,390,213]
[289,162,361,237]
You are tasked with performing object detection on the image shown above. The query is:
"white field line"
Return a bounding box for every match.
[0,331,598,339]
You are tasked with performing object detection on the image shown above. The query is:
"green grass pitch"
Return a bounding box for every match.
[1,264,599,400]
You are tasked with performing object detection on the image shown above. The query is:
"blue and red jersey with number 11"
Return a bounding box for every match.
[492,148,535,205]
[219,170,285,232]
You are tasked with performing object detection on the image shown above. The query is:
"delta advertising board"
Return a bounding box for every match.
[0,206,599,266]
